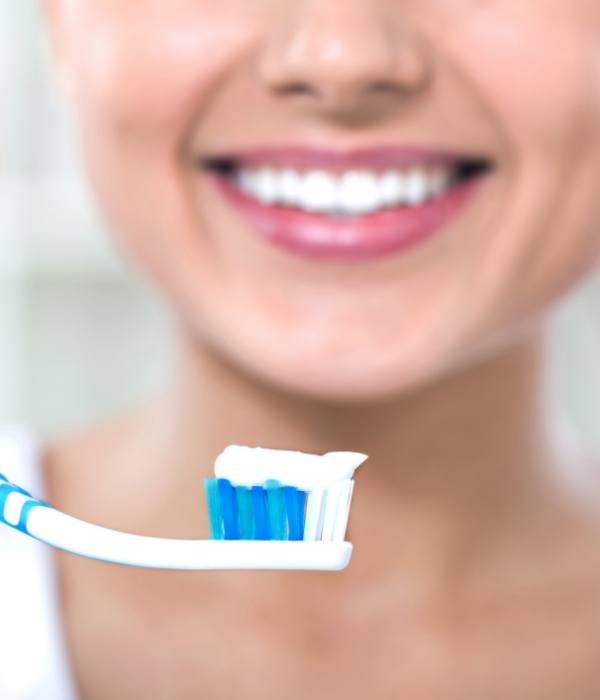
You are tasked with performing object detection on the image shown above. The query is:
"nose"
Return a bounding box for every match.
[257,0,430,119]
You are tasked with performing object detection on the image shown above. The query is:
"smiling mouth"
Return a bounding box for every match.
[196,149,493,218]
[192,145,495,260]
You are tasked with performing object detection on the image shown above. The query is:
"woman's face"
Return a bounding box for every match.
[48,0,600,402]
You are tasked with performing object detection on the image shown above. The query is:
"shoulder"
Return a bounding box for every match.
[42,396,163,518]
[537,459,600,623]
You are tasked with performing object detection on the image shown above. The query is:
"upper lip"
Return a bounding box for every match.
[198,146,493,174]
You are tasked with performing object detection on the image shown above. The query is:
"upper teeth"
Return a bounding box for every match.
[235,167,454,215]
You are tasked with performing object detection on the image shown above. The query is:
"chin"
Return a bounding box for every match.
[218,331,442,405]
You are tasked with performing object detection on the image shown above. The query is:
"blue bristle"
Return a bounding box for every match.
[296,489,307,540]
[204,477,307,542]
[204,479,224,540]
[283,486,305,541]
[251,486,270,540]
[236,486,254,539]
[266,479,287,540]
[218,478,240,539]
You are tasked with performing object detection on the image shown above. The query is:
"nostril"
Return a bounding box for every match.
[369,81,402,94]
[272,81,315,98]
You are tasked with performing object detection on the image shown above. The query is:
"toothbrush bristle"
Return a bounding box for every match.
[204,478,224,540]
[236,485,254,539]
[251,485,270,539]
[265,479,287,540]
[203,477,352,542]
[283,486,305,541]
[218,478,240,540]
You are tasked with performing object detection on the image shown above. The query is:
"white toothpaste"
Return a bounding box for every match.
[214,445,368,491]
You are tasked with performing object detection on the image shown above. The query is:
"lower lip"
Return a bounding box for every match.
[206,172,486,261]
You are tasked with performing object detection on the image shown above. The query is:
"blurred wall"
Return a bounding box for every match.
[1,0,600,453]
[0,0,170,439]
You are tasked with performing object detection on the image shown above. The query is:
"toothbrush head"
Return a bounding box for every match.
[205,445,368,544]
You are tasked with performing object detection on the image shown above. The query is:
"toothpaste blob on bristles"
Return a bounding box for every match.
[214,445,368,491]
[206,445,369,542]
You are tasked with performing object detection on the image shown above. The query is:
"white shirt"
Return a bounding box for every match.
[0,425,78,700]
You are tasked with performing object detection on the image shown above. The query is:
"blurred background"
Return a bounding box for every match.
[0,0,171,439]
[1,0,600,451]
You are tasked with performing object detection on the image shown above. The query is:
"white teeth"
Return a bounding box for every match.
[301,170,339,212]
[252,167,279,204]
[235,165,455,214]
[404,168,428,206]
[279,168,303,205]
[429,167,452,197]
[379,170,405,206]
[338,171,382,215]
[237,169,254,193]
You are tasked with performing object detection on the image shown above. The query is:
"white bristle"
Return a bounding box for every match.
[332,480,355,542]
[303,488,327,541]
[321,480,352,542]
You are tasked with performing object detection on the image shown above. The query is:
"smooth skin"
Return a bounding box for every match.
[42,1,600,697]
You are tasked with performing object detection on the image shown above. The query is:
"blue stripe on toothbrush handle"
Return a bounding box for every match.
[0,477,32,497]
[0,482,15,519]
[217,478,240,540]
[251,486,270,540]
[0,482,50,535]
[17,499,50,534]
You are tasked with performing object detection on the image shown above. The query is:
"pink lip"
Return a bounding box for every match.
[202,145,480,173]
[198,146,492,261]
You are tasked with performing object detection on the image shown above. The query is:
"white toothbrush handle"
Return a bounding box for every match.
[0,477,352,570]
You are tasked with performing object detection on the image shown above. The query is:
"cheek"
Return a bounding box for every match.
[67,13,250,139]
[443,5,600,320]
[444,5,600,153]
[61,9,262,304]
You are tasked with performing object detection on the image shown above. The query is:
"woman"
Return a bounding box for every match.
[4,0,600,697]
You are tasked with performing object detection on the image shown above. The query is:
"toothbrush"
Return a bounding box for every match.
[0,446,367,571]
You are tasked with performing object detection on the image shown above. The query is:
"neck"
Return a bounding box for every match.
[144,326,572,596]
